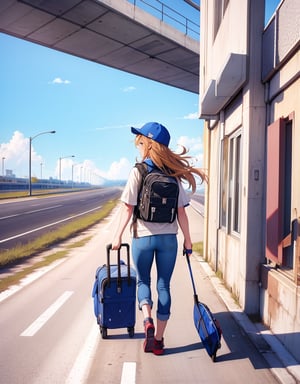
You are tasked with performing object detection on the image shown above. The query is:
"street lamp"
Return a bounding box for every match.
[71,162,83,188]
[59,155,75,181]
[29,130,56,196]
[2,157,5,177]
[80,166,83,183]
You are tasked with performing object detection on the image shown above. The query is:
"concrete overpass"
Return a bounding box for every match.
[0,0,200,94]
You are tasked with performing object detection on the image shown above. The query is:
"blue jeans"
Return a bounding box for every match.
[132,234,178,321]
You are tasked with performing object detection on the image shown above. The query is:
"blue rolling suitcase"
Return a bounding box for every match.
[92,243,136,339]
[185,251,222,361]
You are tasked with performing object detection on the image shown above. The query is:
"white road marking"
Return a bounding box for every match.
[0,259,66,303]
[0,206,102,244]
[0,205,62,220]
[121,362,136,384]
[65,325,99,384]
[20,290,73,337]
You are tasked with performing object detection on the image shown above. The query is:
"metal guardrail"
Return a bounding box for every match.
[128,0,200,40]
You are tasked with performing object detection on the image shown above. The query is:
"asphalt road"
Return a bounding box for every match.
[0,203,281,384]
[0,188,121,250]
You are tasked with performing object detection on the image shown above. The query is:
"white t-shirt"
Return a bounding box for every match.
[121,166,190,237]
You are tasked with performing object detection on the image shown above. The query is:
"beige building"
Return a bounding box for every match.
[199,0,300,361]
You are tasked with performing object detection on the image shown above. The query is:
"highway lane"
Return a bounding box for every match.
[0,234,101,383]
[0,205,281,384]
[0,188,121,250]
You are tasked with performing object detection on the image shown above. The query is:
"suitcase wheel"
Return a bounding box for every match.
[100,326,108,339]
[127,327,134,338]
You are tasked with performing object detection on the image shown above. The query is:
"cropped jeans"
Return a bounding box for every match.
[132,234,178,321]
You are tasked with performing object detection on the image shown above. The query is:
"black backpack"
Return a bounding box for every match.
[134,162,179,223]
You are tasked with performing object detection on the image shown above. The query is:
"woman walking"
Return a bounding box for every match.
[111,122,206,355]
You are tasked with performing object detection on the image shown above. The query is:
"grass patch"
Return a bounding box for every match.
[216,269,223,280]
[65,236,93,249]
[0,188,89,199]
[0,190,63,199]
[0,191,29,199]
[0,199,118,268]
[192,241,203,256]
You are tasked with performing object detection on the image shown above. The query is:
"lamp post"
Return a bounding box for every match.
[59,155,75,181]
[29,130,56,196]
[71,162,83,188]
[80,166,83,183]
[2,157,5,177]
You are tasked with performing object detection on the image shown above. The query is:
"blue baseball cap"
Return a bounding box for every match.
[131,122,170,147]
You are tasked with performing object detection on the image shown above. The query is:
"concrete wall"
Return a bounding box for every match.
[200,0,248,98]
[260,264,300,361]
[201,0,266,314]
[261,45,300,360]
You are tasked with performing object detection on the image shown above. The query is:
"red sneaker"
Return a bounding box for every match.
[153,338,164,355]
[143,318,155,353]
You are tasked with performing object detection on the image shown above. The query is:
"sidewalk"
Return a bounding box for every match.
[188,202,300,384]
[198,253,300,383]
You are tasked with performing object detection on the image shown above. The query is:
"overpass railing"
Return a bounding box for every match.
[128,0,200,40]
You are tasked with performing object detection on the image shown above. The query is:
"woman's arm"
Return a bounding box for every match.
[177,205,193,254]
[111,203,134,250]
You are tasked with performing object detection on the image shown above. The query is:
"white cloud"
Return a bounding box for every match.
[0,130,42,178]
[89,157,132,182]
[121,86,136,92]
[64,158,131,184]
[177,135,203,167]
[177,135,202,151]
[50,77,71,85]
[104,157,132,180]
[183,111,199,120]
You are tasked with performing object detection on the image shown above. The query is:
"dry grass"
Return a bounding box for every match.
[193,241,203,256]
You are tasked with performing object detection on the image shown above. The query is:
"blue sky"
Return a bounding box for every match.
[0,0,280,185]
[0,32,202,184]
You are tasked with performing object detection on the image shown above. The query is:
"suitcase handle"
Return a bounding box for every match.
[106,243,132,288]
[184,249,199,305]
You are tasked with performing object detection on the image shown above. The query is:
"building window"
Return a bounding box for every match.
[232,134,241,232]
[214,0,230,38]
[220,137,228,228]
[266,116,294,271]
[220,130,241,234]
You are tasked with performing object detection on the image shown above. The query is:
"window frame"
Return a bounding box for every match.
[214,0,230,39]
[220,128,242,235]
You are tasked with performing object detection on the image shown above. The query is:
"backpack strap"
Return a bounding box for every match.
[132,162,148,237]
[135,162,148,179]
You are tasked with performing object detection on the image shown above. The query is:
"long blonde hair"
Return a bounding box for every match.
[135,134,207,193]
